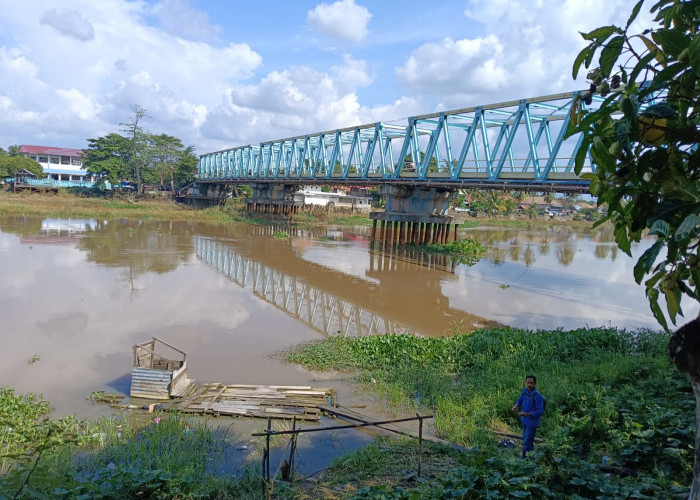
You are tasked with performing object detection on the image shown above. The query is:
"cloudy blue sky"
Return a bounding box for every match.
[0,0,645,155]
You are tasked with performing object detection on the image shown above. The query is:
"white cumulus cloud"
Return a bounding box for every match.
[397,0,652,111]
[307,0,372,43]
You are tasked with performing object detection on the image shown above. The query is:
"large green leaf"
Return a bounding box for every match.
[634,240,663,283]
[640,102,677,119]
[649,219,670,237]
[646,288,669,331]
[581,25,623,42]
[590,137,616,172]
[675,214,700,241]
[573,47,590,79]
[662,285,682,324]
[614,224,632,255]
[653,29,691,59]
[626,0,645,29]
[600,36,625,76]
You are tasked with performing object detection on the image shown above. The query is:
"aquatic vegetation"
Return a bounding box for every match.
[406,237,485,265]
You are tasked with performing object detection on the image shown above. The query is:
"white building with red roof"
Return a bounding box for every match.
[20,145,90,182]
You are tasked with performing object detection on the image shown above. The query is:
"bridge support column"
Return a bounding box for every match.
[245,183,302,215]
[370,186,458,248]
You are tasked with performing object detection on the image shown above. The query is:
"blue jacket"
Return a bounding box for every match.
[515,388,544,426]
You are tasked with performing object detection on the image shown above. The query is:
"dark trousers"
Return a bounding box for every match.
[522,423,538,458]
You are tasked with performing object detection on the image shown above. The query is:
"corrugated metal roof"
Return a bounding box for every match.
[20,145,84,157]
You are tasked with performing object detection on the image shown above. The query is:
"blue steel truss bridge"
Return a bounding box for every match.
[198,91,603,193]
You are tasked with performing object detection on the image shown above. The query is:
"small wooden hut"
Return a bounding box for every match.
[130,337,193,400]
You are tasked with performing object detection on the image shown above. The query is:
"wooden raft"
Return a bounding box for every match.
[162,383,337,421]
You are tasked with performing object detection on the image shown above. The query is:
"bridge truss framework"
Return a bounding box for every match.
[198,91,605,191]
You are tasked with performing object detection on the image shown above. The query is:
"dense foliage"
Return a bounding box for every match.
[0,398,260,499]
[288,327,692,498]
[83,107,197,192]
[0,156,44,179]
[569,0,699,329]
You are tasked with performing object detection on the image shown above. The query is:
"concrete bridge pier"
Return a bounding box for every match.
[370,186,459,248]
[204,183,232,199]
[245,183,302,215]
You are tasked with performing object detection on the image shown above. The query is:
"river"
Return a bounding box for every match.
[0,215,686,421]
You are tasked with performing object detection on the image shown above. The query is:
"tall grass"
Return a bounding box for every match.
[0,411,262,499]
[287,327,693,490]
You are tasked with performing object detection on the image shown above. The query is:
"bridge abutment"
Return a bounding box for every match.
[370,186,458,247]
[245,183,302,215]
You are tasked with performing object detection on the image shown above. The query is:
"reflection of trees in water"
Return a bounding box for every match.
[589,225,615,242]
[509,239,521,262]
[491,247,508,265]
[595,245,610,260]
[471,224,627,266]
[0,215,43,235]
[594,244,619,261]
[80,220,194,278]
[556,243,576,266]
[523,246,536,267]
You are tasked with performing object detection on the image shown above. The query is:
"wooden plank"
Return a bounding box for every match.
[174,384,209,411]
[159,381,332,420]
[201,385,228,413]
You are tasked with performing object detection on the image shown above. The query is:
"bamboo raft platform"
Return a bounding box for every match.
[159,382,337,421]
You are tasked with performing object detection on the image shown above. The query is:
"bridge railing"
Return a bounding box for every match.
[199,91,609,186]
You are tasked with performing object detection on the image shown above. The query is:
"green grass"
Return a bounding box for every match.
[1,326,692,499]
[286,327,693,498]
[0,409,262,499]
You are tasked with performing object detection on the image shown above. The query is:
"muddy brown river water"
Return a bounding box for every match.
[0,215,686,425]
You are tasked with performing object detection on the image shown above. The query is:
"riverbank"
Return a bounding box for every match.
[2,327,690,499]
[0,190,594,230]
[284,327,691,498]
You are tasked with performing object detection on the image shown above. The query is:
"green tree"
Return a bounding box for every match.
[571,0,699,493]
[83,133,130,187]
[0,156,44,178]
[151,135,196,189]
[560,193,581,214]
[120,105,152,193]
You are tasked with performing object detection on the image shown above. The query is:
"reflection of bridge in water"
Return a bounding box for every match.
[195,230,498,337]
